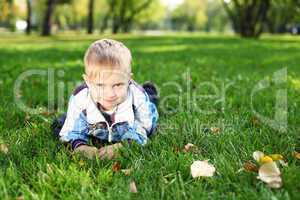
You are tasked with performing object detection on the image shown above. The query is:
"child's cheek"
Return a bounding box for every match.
[91,89,102,100]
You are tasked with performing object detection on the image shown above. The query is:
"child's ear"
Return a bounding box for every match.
[82,74,87,81]
[82,74,89,86]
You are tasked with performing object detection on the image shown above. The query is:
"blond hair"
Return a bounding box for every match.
[84,39,132,75]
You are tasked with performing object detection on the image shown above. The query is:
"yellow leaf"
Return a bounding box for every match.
[260,156,273,164]
[269,154,284,161]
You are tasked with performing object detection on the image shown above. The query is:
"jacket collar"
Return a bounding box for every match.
[85,88,135,125]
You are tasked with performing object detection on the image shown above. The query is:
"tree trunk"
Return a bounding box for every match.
[223,0,270,38]
[41,0,56,36]
[26,0,32,35]
[121,0,152,33]
[87,0,94,34]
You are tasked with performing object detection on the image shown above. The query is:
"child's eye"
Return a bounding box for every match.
[114,83,124,87]
[95,83,104,87]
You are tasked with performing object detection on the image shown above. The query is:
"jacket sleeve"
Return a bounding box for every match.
[59,95,89,149]
[121,83,159,145]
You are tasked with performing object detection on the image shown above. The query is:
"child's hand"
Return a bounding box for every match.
[98,143,123,160]
[74,145,98,159]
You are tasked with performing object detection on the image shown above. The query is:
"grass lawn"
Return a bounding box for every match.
[0,33,299,199]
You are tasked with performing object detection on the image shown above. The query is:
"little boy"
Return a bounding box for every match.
[52,39,159,159]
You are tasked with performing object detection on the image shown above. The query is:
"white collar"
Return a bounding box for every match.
[85,89,135,126]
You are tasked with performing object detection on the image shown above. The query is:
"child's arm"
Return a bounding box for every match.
[59,95,89,150]
[121,84,159,145]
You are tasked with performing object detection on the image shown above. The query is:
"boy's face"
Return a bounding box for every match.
[83,67,131,111]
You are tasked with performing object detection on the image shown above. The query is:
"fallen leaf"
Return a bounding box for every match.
[243,161,258,172]
[257,161,282,188]
[269,154,284,161]
[183,143,197,153]
[0,143,8,154]
[293,151,300,160]
[260,156,273,164]
[129,181,138,193]
[253,151,264,162]
[191,160,215,178]
[112,161,121,172]
[121,169,132,176]
[210,127,221,134]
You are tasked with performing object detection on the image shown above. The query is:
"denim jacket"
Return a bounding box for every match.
[58,80,159,148]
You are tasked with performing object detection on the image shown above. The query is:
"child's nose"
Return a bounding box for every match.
[105,87,117,98]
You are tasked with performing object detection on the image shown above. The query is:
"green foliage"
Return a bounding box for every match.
[0,34,299,199]
[170,0,208,31]
[266,0,300,33]
[134,0,166,30]
[205,0,230,32]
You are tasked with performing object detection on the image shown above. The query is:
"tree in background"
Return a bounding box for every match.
[41,0,56,36]
[41,0,73,36]
[26,0,32,34]
[205,0,230,32]
[107,0,154,33]
[87,0,94,34]
[223,0,271,38]
[134,0,166,30]
[266,0,300,33]
[0,0,17,31]
[170,0,207,31]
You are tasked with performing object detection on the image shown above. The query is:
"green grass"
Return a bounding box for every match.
[0,33,299,199]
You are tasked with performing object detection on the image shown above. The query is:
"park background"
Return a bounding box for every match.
[0,0,299,199]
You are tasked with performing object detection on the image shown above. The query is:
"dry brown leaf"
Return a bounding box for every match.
[183,143,197,153]
[191,160,216,178]
[257,161,282,188]
[243,161,258,172]
[112,161,121,172]
[129,181,138,193]
[0,143,8,154]
[293,151,300,160]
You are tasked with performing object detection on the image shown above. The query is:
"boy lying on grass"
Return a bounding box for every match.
[52,39,159,160]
